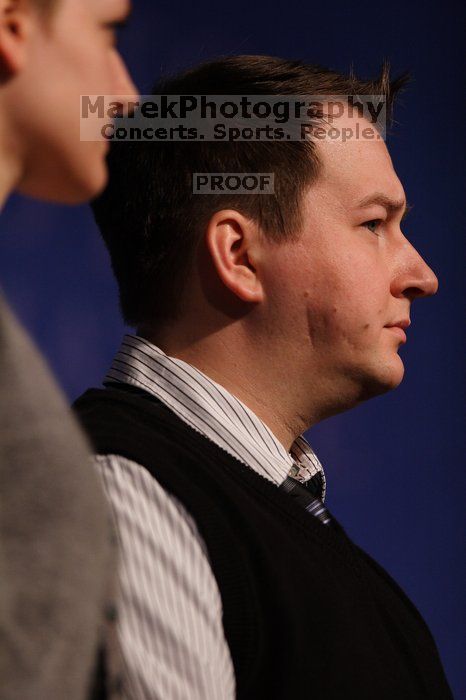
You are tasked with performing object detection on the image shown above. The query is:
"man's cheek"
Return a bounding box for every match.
[332,306,378,352]
[305,300,345,347]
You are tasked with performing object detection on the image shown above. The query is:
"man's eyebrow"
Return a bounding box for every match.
[355,192,411,219]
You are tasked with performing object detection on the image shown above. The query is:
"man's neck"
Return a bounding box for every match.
[0,112,23,211]
[139,328,320,452]
[0,172,15,210]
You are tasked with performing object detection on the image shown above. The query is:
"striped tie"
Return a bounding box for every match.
[280,473,333,527]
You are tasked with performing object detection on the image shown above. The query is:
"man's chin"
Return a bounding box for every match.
[18,161,108,205]
[357,358,405,401]
[18,139,109,205]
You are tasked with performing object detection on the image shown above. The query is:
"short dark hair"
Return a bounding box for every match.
[92,55,409,327]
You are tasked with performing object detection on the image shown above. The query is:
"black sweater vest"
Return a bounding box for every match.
[74,386,453,700]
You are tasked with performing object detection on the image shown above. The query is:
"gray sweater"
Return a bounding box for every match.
[0,293,116,700]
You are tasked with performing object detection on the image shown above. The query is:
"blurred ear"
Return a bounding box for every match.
[0,0,33,80]
[205,209,265,304]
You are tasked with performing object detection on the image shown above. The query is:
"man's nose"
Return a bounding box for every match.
[391,237,439,301]
[111,51,139,108]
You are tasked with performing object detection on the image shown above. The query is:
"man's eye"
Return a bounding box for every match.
[362,219,382,234]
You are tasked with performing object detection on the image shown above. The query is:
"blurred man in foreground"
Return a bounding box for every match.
[0,0,137,697]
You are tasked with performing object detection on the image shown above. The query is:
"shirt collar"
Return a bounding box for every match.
[104,334,326,500]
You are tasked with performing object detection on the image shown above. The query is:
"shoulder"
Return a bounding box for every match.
[94,453,235,698]
[95,453,212,559]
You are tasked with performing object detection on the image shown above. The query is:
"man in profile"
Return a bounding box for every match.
[77,56,452,698]
[0,0,137,698]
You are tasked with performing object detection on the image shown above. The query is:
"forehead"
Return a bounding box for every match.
[312,112,405,209]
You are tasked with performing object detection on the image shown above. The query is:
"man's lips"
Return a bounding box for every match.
[385,319,410,343]
[385,326,407,343]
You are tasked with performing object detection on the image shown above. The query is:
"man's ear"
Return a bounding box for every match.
[0,0,32,80]
[205,209,265,304]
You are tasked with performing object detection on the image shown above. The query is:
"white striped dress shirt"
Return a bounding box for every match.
[95,334,326,700]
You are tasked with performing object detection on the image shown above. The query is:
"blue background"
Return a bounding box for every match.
[1,0,464,695]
